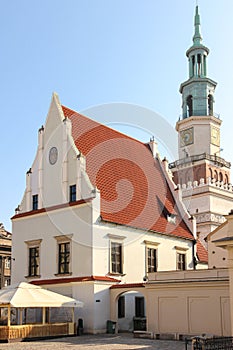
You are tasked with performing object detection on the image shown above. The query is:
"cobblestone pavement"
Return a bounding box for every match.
[0,333,190,350]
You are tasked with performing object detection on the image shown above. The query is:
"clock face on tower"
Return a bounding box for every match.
[180,127,194,146]
[211,126,220,146]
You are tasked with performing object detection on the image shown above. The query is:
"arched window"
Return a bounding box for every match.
[208,94,214,116]
[191,55,195,76]
[209,168,213,179]
[225,174,229,184]
[186,95,193,117]
[197,54,201,76]
[219,172,223,182]
[195,168,201,182]
[185,169,193,184]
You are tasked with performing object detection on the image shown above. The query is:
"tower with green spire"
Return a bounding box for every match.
[169,5,233,244]
[180,5,217,119]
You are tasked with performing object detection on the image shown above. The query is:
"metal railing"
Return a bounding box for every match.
[178,111,221,121]
[169,153,231,169]
[185,336,233,350]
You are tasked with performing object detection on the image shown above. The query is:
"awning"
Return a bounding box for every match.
[0,282,83,308]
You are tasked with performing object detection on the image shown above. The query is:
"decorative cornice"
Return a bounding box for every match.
[110,283,145,289]
[31,275,119,286]
[195,212,226,225]
[11,198,93,220]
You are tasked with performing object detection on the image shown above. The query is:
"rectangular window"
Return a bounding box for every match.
[4,258,10,270]
[32,194,38,210]
[111,242,122,274]
[135,297,145,317]
[147,247,157,273]
[177,253,186,270]
[69,185,76,202]
[29,247,39,276]
[118,296,125,318]
[58,242,70,274]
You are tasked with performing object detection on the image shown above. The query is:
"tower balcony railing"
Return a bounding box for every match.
[178,111,220,121]
[169,152,231,169]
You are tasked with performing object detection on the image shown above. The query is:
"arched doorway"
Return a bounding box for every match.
[117,291,146,332]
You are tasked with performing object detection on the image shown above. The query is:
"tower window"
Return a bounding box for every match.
[191,55,195,76]
[186,95,193,117]
[209,168,213,179]
[197,54,201,76]
[208,94,214,115]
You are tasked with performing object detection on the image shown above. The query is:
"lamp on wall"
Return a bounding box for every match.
[214,148,223,156]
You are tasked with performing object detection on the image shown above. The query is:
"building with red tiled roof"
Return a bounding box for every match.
[11,92,197,333]
[196,239,208,265]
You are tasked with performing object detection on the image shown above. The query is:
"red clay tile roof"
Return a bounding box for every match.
[62,105,193,240]
[196,240,208,263]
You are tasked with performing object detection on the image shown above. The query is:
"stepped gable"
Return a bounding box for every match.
[62,105,193,240]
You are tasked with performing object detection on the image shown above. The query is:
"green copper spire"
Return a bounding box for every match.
[193,6,202,46]
[180,4,217,119]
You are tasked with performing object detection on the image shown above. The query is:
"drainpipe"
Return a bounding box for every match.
[192,240,197,270]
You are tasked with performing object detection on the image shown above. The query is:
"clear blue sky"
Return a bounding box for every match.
[1,0,233,231]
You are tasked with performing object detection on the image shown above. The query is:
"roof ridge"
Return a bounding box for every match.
[156,157,194,238]
[62,105,146,146]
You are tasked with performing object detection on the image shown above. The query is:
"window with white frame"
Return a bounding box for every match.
[144,240,160,274]
[175,246,188,271]
[111,242,122,274]
[177,252,186,270]
[147,247,157,273]
[108,234,126,275]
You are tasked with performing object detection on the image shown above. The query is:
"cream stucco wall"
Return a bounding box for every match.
[12,203,93,284]
[92,221,194,282]
[110,269,231,338]
[176,116,221,158]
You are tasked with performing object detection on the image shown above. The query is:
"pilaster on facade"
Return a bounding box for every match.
[25,169,32,212]
[38,126,44,209]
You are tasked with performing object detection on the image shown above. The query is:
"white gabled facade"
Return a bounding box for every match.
[12,93,195,333]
